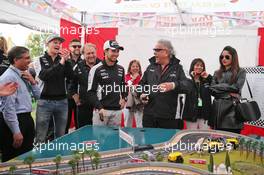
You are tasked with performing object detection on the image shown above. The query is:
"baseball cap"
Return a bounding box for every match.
[103,40,124,51]
[46,34,65,44]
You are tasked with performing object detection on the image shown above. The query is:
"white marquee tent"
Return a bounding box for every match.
[1,0,264,119]
[1,0,263,72]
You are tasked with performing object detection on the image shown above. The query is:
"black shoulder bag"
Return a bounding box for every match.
[235,79,261,122]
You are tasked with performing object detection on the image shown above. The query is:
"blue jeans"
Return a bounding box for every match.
[35,99,68,143]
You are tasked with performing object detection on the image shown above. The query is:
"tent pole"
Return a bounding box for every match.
[80,11,86,46]
[170,0,186,26]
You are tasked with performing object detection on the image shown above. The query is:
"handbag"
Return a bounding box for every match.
[210,98,241,129]
[126,91,134,108]
[235,79,261,122]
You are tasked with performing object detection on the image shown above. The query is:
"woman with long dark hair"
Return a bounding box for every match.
[124,59,143,127]
[0,36,10,75]
[210,46,246,134]
[0,36,8,64]
[183,58,212,129]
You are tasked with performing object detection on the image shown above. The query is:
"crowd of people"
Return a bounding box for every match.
[0,35,246,162]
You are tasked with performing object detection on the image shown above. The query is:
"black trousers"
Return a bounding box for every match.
[76,103,93,128]
[143,114,184,129]
[65,98,77,133]
[0,113,35,162]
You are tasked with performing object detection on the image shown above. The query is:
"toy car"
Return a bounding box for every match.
[202,137,225,153]
[168,152,184,163]
[129,158,146,163]
[226,137,239,149]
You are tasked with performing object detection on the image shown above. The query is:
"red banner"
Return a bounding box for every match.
[85,28,118,59]
[258,28,264,66]
[60,19,118,59]
[60,18,81,49]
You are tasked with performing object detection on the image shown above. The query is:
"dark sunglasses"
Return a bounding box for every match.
[153,48,165,52]
[108,49,120,53]
[220,55,231,60]
[72,45,81,49]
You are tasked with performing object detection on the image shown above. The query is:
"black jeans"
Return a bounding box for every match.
[0,113,35,162]
[76,103,93,128]
[143,114,184,129]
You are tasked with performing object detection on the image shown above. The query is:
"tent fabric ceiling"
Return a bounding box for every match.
[1,0,264,32]
[0,0,61,32]
[64,0,264,13]
[65,0,264,29]
[0,0,79,33]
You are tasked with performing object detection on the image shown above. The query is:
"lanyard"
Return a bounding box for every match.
[9,67,34,97]
[161,64,169,76]
[197,81,201,98]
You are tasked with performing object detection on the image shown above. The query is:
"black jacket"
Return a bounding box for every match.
[209,68,246,129]
[182,76,212,122]
[87,60,127,110]
[38,52,73,100]
[139,55,187,119]
[0,50,5,64]
[66,56,82,99]
[0,50,9,76]
[68,58,101,104]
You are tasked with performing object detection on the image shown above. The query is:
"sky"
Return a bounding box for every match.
[0,23,36,46]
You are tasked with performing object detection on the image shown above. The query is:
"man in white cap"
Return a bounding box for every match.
[87,40,127,126]
[35,34,73,143]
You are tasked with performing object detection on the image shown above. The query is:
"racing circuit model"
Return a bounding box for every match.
[0,126,263,175]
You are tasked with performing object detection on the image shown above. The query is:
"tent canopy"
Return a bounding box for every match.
[65,0,264,13]
[1,0,264,31]
[1,0,263,69]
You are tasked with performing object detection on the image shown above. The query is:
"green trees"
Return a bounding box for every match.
[225,151,231,171]
[8,165,17,175]
[68,159,77,175]
[208,153,214,173]
[25,33,49,59]
[239,138,245,156]
[53,155,62,175]
[84,149,101,170]
[23,155,35,174]
[85,149,96,170]
[92,152,101,170]
[259,141,264,164]
[73,151,81,173]
[252,141,259,161]
[141,153,149,161]
[156,151,164,162]
[246,139,252,159]
[79,151,86,171]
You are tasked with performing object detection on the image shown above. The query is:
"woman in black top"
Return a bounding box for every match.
[183,58,212,129]
[210,46,246,134]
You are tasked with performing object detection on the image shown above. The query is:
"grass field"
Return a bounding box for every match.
[179,150,264,175]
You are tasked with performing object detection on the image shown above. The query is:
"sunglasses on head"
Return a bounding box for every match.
[153,48,165,52]
[220,55,231,60]
[72,45,81,49]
